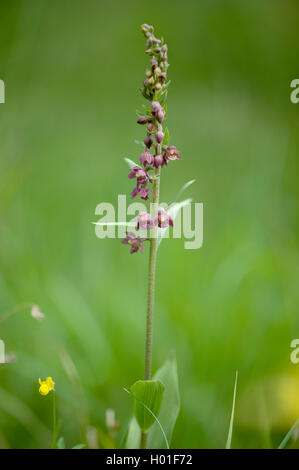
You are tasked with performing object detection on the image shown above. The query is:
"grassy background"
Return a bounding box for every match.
[1,0,299,449]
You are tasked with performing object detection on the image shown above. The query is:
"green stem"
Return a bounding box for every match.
[140,430,148,449]
[144,122,162,382]
[51,391,57,449]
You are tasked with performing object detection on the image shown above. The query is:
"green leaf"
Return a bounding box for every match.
[225,371,238,449]
[72,443,85,449]
[130,380,165,432]
[163,127,169,146]
[147,352,180,449]
[134,139,145,149]
[278,419,299,449]
[160,91,168,107]
[124,417,140,449]
[168,179,195,206]
[57,436,65,449]
[124,157,142,169]
[142,104,151,115]
[153,89,163,101]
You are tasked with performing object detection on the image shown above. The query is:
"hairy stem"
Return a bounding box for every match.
[144,122,162,382]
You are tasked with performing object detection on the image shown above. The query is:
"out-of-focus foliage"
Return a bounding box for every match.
[0,0,299,449]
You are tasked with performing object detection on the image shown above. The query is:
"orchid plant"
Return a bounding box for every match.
[120,24,187,450]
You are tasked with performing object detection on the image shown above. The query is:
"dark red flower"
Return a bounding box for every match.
[137,212,152,230]
[122,232,144,254]
[128,166,152,185]
[131,187,156,200]
[154,209,174,228]
[163,145,181,164]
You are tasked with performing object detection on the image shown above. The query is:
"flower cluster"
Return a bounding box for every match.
[122,24,181,254]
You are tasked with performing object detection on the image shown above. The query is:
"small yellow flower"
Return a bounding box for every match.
[38,377,55,396]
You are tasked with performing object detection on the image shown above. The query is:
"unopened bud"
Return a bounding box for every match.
[151,58,158,68]
[154,155,163,168]
[154,67,161,75]
[155,82,162,90]
[151,101,161,114]
[157,108,165,123]
[137,116,149,125]
[145,69,151,77]
[147,122,155,133]
[144,134,154,148]
[155,131,164,144]
[148,76,155,85]
[151,37,161,45]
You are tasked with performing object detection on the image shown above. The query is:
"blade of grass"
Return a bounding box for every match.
[225,370,238,449]
[278,419,299,449]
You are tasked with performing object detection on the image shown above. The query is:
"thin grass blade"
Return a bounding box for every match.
[225,370,238,449]
[278,419,299,449]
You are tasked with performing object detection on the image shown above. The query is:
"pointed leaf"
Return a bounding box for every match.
[134,139,145,149]
[163,128,169,146]
[57,436,65,449]
[147,352,180,448]
[72,443,85,449]
[130,379,165,431]
[124,158,142,169]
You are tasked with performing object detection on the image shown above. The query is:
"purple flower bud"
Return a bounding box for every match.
[154,155,163,168]
[144,135,154,148]
[151,38,161,45]
[122,232,144,254]
[151,101,161,115]
[137,116,149,125]
[140,151,154,166]
[156,108,165,123]
[147,122,155,133]
[137,211,152,230]
[151,58,158,68]
[161,44,168,53]
[155,131,164,144]
[141,24,152,32]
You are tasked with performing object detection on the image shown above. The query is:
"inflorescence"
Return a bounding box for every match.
[122,24,181,254]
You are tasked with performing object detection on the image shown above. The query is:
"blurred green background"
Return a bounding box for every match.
[1,0,299,449]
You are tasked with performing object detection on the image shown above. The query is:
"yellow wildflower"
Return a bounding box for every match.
[38,377,55,396]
